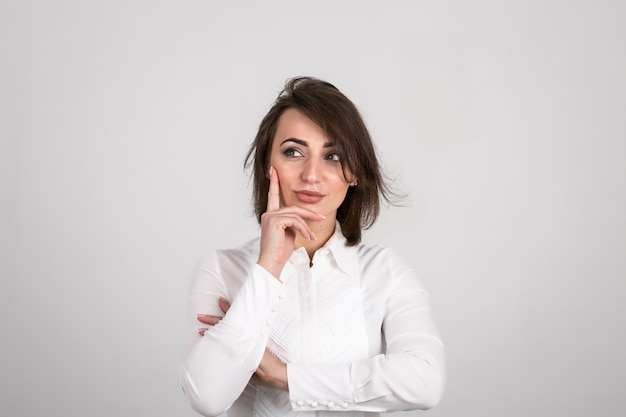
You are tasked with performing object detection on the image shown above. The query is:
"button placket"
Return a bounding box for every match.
[262,289,285,340]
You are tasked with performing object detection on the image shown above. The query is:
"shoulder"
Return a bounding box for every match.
[354,241,413,275]
[353,241,425,292]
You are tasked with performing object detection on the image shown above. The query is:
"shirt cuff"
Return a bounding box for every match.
[287,362,355,411]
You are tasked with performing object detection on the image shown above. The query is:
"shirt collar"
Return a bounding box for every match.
[320,222,358,276]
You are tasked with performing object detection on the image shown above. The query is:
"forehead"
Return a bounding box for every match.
[272,108,332,147]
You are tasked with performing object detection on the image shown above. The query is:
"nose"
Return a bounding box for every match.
[301,158,321,184]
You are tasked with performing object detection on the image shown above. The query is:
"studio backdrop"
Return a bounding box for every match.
[1,1,625,416]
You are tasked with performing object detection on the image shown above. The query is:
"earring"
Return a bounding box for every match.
[351,180,358,187]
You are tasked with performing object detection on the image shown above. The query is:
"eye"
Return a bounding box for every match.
[283,148,304,158]
[326,152,341,162]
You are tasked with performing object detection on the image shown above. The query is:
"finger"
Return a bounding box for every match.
[266,210,324,240]
[262,207,325,241]
[267,166,280,212]
[218,297,231,313]
[277,215,318,241]
[269,205,326,222]
[196,314,222,325]
[198,328,208,336]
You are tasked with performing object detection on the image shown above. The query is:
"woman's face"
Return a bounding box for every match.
[269,108,352,220]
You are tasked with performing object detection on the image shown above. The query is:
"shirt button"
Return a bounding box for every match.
[341,402,349,409]
[309,400,318,407]
[296,400,304,406]
[327,401,335,407]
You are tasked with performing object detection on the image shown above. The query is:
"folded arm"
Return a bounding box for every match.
[287,253,445,412]
[179,260,285,417]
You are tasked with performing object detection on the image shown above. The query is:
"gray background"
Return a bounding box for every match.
[1,1,625,416]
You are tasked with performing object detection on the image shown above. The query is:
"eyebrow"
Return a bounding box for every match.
[280,137,334,148]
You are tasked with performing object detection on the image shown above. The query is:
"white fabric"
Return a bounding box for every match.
[179,225,445,417]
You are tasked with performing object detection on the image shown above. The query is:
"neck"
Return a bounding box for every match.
[295,216,337,260]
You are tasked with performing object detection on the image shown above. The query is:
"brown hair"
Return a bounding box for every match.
[244,76,398,245]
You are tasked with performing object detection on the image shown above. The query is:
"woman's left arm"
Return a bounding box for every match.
[286,251,445,412]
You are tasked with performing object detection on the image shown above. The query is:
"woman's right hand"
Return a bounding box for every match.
[257,166,325,279]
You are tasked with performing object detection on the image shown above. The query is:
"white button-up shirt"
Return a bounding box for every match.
[179,226,445,416]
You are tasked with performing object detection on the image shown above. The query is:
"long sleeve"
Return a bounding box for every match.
[179,251,286,417]
[180,232,444,416]
[286,248,445,412]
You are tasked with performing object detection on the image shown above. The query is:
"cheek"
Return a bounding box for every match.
[331,170,350,187]
[332,181,350,200]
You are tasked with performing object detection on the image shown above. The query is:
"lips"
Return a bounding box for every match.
[294,190,325,204]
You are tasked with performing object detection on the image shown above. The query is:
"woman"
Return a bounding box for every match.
[179,77,445,416]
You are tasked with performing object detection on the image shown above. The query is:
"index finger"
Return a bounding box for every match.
[267,166,280,212]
